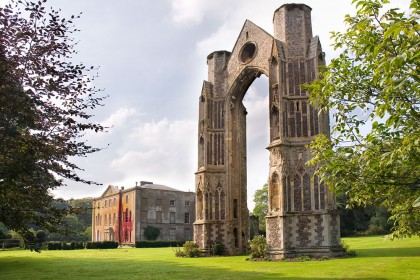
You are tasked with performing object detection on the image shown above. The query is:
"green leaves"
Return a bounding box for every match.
[307,0,420,238]
[252,184,268,233]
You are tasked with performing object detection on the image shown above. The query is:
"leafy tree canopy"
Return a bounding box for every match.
[0,0,107,238]
[306,0,420,238]
[252,184,268,233]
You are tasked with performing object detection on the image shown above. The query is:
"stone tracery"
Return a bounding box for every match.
[195,4,342,258]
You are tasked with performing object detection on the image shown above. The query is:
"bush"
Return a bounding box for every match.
[210,241,225,256]
[143,226,160,241]
[135,240,185,248]
[296,255,311,261]
[173,246,186,257]
[0,239,21,248]
[47,242,62,250]
[35,230,47,243]
[184,241,201,257]
[86,241,118,249]
[174,241,200,257]
[340,240,356,257]
[249,235,267,259]
[46,242,86,250]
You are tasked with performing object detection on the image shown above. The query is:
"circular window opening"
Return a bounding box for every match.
[240,42,257,64]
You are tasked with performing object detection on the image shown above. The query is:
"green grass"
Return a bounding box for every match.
[0,236,419,279]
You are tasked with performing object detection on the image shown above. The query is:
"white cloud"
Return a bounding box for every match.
[101,107,142,129]
[170,0,230,25]
[109,117,197,191]
[170,0,206,25]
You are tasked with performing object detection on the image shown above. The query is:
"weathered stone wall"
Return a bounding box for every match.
[195,3,342,258]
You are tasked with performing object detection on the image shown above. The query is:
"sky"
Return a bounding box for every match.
[1,0,411,210]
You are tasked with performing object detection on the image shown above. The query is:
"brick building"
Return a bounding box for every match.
[92,181,195,244]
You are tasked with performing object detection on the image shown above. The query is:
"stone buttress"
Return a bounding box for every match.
[194,4,343,258]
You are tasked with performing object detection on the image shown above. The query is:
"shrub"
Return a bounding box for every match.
[210,241,225,256]
[173,246,186,257]
[0,239,21,249]
[46,242,86,250]
[249,235,267,259]
[296,255,311,261]
[184,241,200,257]
[174,241,200,257]
[143,226,160,241]
[47,242,62,250]
[340,240,356,257]
[35,230,47,243]
[86,241,118,249]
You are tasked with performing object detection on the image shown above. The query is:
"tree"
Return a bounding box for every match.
[306,0,420,238]
[252,184,268,234]
[47,198,93,242]
[0,0,106,238]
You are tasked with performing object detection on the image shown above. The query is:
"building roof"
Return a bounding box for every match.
[95,181,193,199]
[138,183,181,192]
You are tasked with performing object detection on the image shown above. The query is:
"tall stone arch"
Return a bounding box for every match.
[195,4,342,258]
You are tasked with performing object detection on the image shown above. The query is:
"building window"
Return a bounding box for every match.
[170,212,175,223]
[109,198,112,207]
[98,202,101,208]
[170,200,176,206]
[113,197,116,205]
[105,200,108,208]
[126,195,129,204]
[104,215,107,225]
[185,201,190,206]
[184,213,190,224]
[169,228,176,240]
[109,214,111,226]
[113,213,116,225]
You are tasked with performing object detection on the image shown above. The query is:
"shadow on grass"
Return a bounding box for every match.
[355,247,420,258]
[0,255,388,280]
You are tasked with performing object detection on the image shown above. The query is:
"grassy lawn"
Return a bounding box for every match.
[0,236,419,280]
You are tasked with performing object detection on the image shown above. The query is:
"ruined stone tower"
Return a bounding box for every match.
[194,4,342,258]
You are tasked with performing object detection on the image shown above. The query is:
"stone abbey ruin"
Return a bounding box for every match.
[194,4,343,259]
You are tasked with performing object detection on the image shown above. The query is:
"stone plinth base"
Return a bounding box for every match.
[265,211,343,259]
[267,246,344,260]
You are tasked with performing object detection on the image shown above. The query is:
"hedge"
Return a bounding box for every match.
[135,240,185,248]
[0,239,21,249]
[86,241,119,249]
[46,242,85,250]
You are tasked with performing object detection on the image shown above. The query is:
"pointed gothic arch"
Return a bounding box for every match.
[195,4,342,258]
